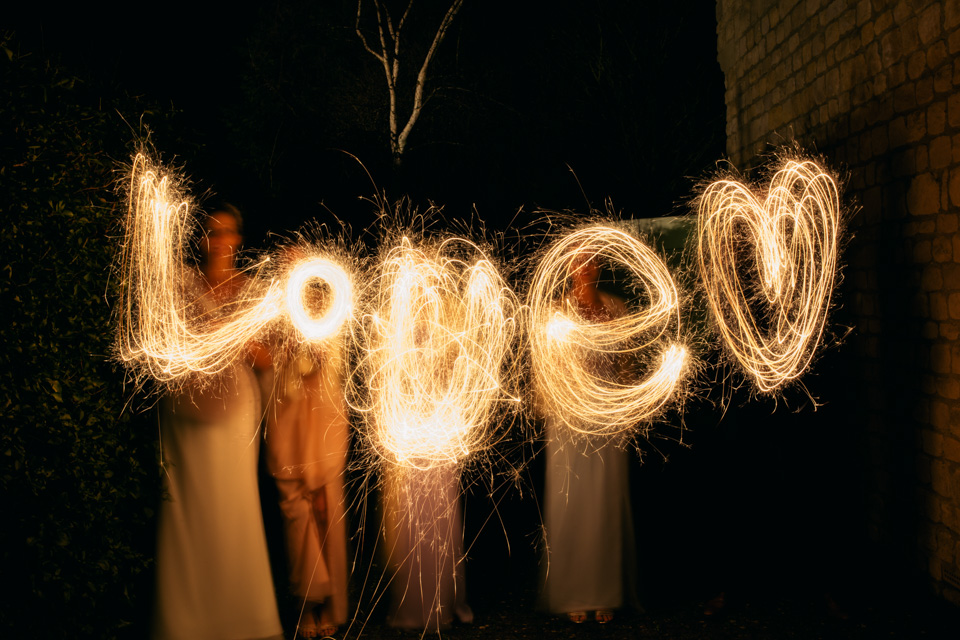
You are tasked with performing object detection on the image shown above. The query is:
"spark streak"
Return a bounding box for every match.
[696,158,840,393]
[116,154,354,386]
[285,256,354,343]
[528,226,689,438]
[354,236,518,469]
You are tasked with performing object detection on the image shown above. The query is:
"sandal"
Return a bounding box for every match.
[297,605,318,638]
[315,601,338,637]
[595,609,614,624]
[567,611,587,624]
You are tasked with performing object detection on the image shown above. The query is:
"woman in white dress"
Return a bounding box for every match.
[538,254,638,625]
[382,463,473,631]
[152,206,283,640]
[266,341,350,638]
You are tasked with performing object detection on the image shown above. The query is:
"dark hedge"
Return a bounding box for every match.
[0,35,186,638]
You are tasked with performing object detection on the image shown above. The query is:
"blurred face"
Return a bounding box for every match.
[570,251,600,287]
[202,212,241,263]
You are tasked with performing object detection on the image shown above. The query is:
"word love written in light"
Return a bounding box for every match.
[117,154,842,460]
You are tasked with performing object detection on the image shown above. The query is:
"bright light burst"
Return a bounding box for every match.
[117,151,840,410]
[116,154,354,386]
[528,226,689,438]
[285,256,354,343]
[696,158,840,393]
[353,236,519,469]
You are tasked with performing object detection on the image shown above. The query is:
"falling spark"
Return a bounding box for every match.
[352,236,519,469]
[379,460,471,632]
[528,226,689,438]
[116,154,354,386]
[696,158,840,393]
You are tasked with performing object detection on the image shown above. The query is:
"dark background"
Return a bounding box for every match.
[7,0,725,238]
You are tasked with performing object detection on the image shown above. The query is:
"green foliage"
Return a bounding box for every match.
[0,34,183,638]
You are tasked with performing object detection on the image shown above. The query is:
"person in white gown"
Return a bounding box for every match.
[538,253,638,625]
[382,463,473,631]
[266,341,350,639]
[152,205,283,640]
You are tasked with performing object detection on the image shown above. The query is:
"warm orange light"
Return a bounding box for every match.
[116,154,355,387]
[697,159,840,392]
[352,236,519,469]
[528,226,690,438]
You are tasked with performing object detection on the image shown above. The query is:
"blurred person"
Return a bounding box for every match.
[265,333,350,638]
[382,462,473,631]
[538,252,638,625]
[152,204,283,639]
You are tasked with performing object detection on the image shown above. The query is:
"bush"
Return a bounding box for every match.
[0,34,186,638]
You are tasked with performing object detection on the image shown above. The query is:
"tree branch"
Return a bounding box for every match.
[355,0,385,63]
[356,0,466,164]
[396,0,464,159]
[357,0,400,151]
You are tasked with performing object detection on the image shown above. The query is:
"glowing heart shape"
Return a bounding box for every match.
[696,159,840,393]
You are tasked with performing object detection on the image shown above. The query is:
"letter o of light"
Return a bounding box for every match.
[285,257,353,342]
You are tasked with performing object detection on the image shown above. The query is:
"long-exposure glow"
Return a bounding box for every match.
[117,154,354,385]
[354,237,518,469]
[285,256,354,342]
[528,226,689,438]
[117,152,841,407]
[696,158,840,393]
[113,149,846,637]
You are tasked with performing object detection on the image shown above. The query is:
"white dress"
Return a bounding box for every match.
[382,464,473,630]
[540,424,637,614]
[539,291,638,614]
[152,279,282,639]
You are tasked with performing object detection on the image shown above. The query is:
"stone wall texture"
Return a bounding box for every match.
[716,0,960,605]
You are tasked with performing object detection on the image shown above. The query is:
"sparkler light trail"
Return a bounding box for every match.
[285,255,354,343]
[116,154,354,387]
[528,226,689,438]
[116,151,841,406]
[380,460,472,631]
[112,148,845,638]
[696,158,840,393]
[352,236,519,469]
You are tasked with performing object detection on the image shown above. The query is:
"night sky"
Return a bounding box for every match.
[8,0,726,244]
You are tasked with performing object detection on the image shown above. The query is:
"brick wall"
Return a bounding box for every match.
[716,0,960,605]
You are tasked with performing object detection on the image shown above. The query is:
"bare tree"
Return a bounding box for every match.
[355,0,465,166]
